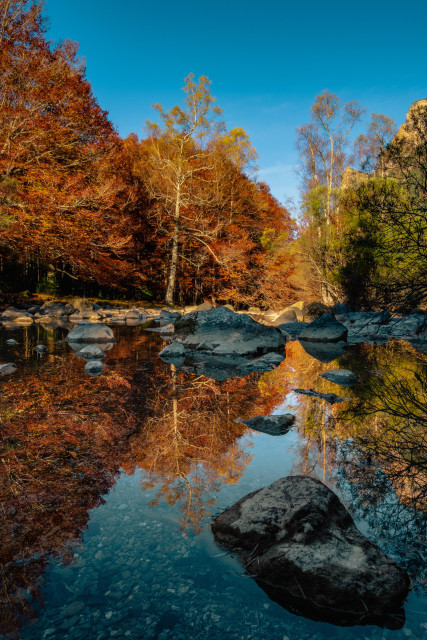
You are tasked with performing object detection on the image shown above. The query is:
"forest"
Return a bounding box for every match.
[0,0,426,312]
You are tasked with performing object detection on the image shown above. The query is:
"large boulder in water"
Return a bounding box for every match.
[299,314,348,343]
[65,322,115,343]
[173,306,285,356]
[212,476,410,627]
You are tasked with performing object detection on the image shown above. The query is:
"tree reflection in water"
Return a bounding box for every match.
[128,364,257,533]
[1,330,427,635]
[268,339,427,589]
[0,333,264,634]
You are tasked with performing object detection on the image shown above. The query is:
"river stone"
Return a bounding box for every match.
[84,360,105,376]
[75,345,106,360]
[65,322,115,343]
[278,321,308,340]
[125,310,140,320]
[0,363,17,375]
[294,389,350,404]
[242,352,285,372]
[1,307,31,320]
[320,369,358,386]
[174,306,285,356]
[212,476,410,626]
[159,341,186,359]
[159,309,181,322]
[238,414,295,436]
[34,344,48,353]
[40,301,75,317]
[299,314,348,343]
[6,339,18,345]
[299,340,348,363]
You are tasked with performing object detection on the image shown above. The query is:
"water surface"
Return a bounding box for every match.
[1,323,426,639]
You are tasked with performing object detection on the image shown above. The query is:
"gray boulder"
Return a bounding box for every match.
[278,321,308,340]
[159,309,181,322]
[65,322,115,343]
[0,363,17,375]
[125,310,141,320]
[299,314,348,343]
[241,352,284,372]
[174,306,285,356]
[1,307,33,324]
[212,476,410,626]
[159,341,185,360]
[320,369,358,386]
[238,414,295,436]
[40,301,75,317]
[74,345,106,360]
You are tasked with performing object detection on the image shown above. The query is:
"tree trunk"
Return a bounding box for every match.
[165,186,181,305]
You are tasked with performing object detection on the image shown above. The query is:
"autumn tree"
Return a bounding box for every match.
[0,0,140,293]
[141,74,226,304]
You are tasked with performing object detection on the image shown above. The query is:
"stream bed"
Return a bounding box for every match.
[1,322,426,640]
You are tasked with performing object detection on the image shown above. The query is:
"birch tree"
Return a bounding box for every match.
[143,74,225,305]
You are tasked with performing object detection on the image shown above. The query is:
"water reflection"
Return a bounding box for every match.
[0,327,264,634]
[1,326,427,636]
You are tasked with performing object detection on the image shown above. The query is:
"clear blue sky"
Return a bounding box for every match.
[45,0,427,206]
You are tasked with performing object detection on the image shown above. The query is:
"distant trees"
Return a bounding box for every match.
[338,103,427,310]
[292,90,426,311]
[294,92,364,303]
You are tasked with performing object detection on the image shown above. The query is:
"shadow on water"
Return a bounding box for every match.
[0,325,427,636]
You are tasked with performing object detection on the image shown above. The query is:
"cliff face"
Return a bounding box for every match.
[341,99,427,187]
[380,98,427,176]
[394,98,427,144]
[341,166,371,190]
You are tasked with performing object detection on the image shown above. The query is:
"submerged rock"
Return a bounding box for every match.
[320,369,358,386]
[294,389,350,404]
[212,476,410,627]
[65,322,115,343]
[84,360,105,376]
[34,344,48,354]
[237,414,295,436]
[299,314,348,343]
[174,306,285,356]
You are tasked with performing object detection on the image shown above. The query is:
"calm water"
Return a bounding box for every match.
[0,321,426,640]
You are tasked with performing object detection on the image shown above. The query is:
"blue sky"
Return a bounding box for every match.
[45,0,427,206]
